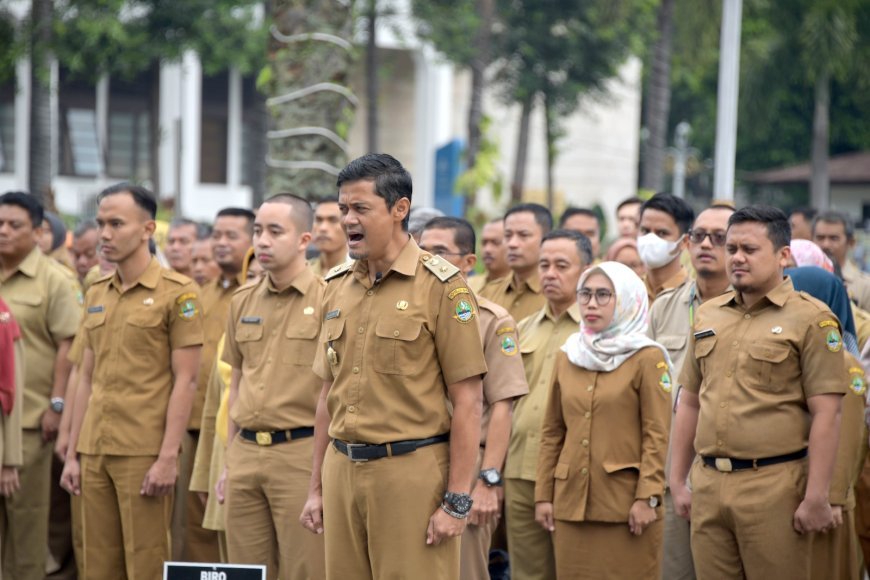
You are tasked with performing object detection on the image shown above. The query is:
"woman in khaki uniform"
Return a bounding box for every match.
[787,267,865,580]
[535,261,672,579]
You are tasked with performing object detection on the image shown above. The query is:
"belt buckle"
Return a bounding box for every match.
[255,431,272,446]
[345,443,368,462]
[714,457,733,472]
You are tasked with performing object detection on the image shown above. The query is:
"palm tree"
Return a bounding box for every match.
[640,0,674,193]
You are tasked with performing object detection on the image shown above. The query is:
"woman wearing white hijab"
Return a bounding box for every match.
[534,261,673,579]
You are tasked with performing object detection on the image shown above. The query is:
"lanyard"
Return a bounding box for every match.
[688,282,697,327]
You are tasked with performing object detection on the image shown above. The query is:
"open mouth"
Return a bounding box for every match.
[347,232,364,244]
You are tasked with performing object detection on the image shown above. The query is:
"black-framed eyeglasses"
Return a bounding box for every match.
[688,230,727,246]
[576,289,613,305]
[421,247,467,258]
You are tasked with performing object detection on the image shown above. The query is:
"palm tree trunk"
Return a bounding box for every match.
[466,0,492,173]
[366,0,378,153]
[810,68,830,210]
[510,94,533,205]
[28,0,53,206]
[544,94,555,212]
[641,0,674,192]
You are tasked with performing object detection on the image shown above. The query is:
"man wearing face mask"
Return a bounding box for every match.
[637,193,695,303]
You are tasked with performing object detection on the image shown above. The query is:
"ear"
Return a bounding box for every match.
[299,231,312,252]
[393,198,410,224]
[778,245,792,269]
[143,219,157,240]
[462,253,477,274]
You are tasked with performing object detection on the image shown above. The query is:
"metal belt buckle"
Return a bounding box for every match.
[256,431,272,446]
[714,457,733,472]
[345,443,368,462]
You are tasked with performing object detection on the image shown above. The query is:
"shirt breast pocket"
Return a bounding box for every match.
[283,319,319,366]
[747,342,791,392]
[694,337,716,375]
[373,318,425,375]
[83,311,107,347]
[236,323,265,366]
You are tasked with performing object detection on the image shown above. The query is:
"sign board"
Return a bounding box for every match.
[164,562,266,580]
[434,139,465,218]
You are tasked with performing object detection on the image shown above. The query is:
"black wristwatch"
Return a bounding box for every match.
[441,491,473,519]
[479,468,503,487]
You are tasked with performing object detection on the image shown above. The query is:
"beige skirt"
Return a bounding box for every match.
[553,518,664,579]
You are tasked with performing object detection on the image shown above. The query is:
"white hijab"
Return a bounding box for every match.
[562,261,673,373]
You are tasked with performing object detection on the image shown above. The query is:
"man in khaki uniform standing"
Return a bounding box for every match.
[812,210,870,311]
[637,193,694,303]
[648,204,733,580]
[214,195,325,580]
[300,154,487,579]
[60,183,203,580]
[181,207,253,562]
[419,217,529,580]
[479,204,551,322]
[670,206,848,580]
[504,229,592,580]
[0,192,80,580]
[166,218,200,281]
[309,197,349,278]
[469,218,510,294]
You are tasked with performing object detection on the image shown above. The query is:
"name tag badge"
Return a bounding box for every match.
[694,329,715,340]
[87,305,104,314]
[241,316,262,324]
[325,309,341,321]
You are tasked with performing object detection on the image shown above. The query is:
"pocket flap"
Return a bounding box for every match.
[127,313,163,328]
[749,343,790,363]
[10,294,43,307]
[519,330,546,354]
[375,318,422,341]
[83,312,106,329]
[236,323,264,342]
[554,463,570,480]
[323,318,345,342]
[658,334,687,351]
[286,318,319,339]
[694,337,716,358]
[602,461,641,474]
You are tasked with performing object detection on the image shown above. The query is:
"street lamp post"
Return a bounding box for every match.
[713,0,742,203]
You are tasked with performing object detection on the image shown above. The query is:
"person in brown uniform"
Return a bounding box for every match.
[71,221,100,287]
[637,193,694,303]
[166,218,200,281]
[479,204,551,322]
[813,211,870,311]
[60,183,203,580]
[191,230,222,288]
[299,154,487,579]
[212,195,326,580]
[419,216,530,580]
[469,218,510,294]
[504,229,593,580]
[181,207,253,562]
[536,261,672,578]
[309,197,349,278]
[669,205,849,580]
[786,266,865,580]
[0,192,80,580]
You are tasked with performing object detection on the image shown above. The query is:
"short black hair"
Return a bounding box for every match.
[541,229,594,266]
[504,203,553,235]
[98,182,157,219]
[195,224,213,240]
[617,197,644,212]
[813,210,854,241]
[559,207,600,232]
[791,206,818,223]
[728,205,791,250]
[421,216,476,256]
[261,193,314,232]
[0,191,44,227]
[169,217,198,231]
[337,154,413,230]
[216,207,256,235]
[640,193,695,234]
[73,219,98,238]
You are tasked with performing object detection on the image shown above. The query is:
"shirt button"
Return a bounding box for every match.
[348,405,356,413]
[720,402,727,408]
[267,358,272,364]
[584,411,591,419]
[587,385,593,392]
[393,330,400,337]
[582,439,589,447]
[352,366,360,374]
[717,440,724,447]
[358,327,364,334]
[726,371,732,377]
[254,411,259,417]
[732,341,739,347]
[744,314,751,320]
[581,467,588,475]
[367,290,374,296]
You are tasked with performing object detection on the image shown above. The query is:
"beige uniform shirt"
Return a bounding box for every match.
[644,266,688,304]
[469,274,503,295]
[190,273,245,430]
[223,268,325,431]
[313,238,487,444]
[504,303,581,482]
[680,277,849,458]
[307,254,350,279]
[536,347,671,522]
[78,258,203,456]
[830,352,867,510]
[843,260,870,312]
[0,248,81,428]
[477,298,529,445]
[478,272,546,324]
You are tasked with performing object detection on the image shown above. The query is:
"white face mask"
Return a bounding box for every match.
[637,232,682,269]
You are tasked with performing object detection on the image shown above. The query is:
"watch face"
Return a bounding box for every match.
[649,496,659,508]
[483,470,499,484]
[445,492,473,514]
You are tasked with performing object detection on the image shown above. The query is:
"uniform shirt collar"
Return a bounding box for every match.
[727,276,792,309]
[352,235,419,282]
[109,257,162,291]
[645,266,688,300]
[265,265,316,295]
[14,247,43,278]
[541,302,581,324]
[510,271,542,294]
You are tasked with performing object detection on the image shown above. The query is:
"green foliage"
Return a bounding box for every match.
[0,9,22,85]
[410,0,480,68]
[456,115,503,202]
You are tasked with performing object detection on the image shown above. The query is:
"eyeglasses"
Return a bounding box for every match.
[576,289,613,305]
[687,230,727,246]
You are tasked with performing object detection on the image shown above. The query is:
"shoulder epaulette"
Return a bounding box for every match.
[421,254,460,282]
[233,278,261,295]
[93,272,113,285]
[797,290,835,314]
[162,269,193,285]
[325,261,354,281]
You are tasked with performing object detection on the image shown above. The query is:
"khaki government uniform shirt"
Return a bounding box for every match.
[843,260,870,312]
[223,268,325,431]
[647,278,695,402]
[829,352,867,510]
[535,347,672,522]
[478,272,546,324]
[312,238,487,444]
[504,303,581,482]
[307,254,350,279]
[0,248,81,428]
[644,266,688,304]
[468,274,503,295]
[680,277,849,459]
[476,298,528,446]
[190,273,246,430]
[77,258,203,456]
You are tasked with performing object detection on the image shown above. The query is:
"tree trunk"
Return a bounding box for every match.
[462,0,493,208]
[809,68,830,210]
[510,94,533,205]
[148,61,160,195]
[640,0,674,192]
[366,0,378,153]
[28,0,53,207]
[544,94,554,212]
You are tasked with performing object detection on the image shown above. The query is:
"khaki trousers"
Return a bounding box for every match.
[854,452,870,574]
[173,431,219,562]
[0,429,52,580]
[71,493,83,578]
[504,478,555,580]
[811,507,861,580]
[225,435,324,580]
[553,518,663,579]
[80,454,172,580]
[663,489,696,580]
[690,458,811,580]
[321,442,458,580]
[460,514,495,580]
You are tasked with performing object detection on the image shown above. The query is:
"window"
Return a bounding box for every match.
[0,82,15,173]
[241,74,264,188]
[107,71,152,181]
[59,69,100,177]
[200,71,229,184]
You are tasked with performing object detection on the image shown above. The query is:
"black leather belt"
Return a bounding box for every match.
[240,427,314,446]
[333,433,450,462]
[702,448,807,472]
